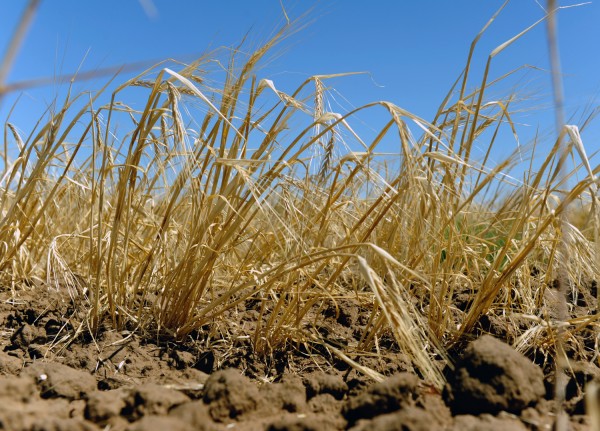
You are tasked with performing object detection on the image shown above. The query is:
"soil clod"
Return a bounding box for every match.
[443,335,545,415]
[342,372,419,424]
[203,368,262,422]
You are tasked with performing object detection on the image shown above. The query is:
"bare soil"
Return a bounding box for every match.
[0,283,595,430]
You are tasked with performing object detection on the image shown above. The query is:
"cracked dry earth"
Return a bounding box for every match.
[0,283,596,431]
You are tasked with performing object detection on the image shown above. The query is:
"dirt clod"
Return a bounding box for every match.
[168,401,214,431]
[84,389,127,424]
[443,335,545,415]
[307,393,339,415]
[10,324,45,351]
[0,375,38,402]
[342,372,419,424]
[24,362,97,400]
[124,383,190,419]
[304,372,348,400]
[262,378,307,413]
[203,368,262,422]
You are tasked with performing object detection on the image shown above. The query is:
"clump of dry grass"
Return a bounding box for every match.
[1,4,599,392]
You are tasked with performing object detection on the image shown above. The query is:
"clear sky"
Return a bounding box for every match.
[1,0,599,172]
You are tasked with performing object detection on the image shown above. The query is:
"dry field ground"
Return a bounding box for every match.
[1,3,599,430]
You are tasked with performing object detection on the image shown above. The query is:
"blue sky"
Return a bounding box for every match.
[1,0,599,173]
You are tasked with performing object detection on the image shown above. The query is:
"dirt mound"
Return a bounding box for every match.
[24,362,97,400]
[203,368,262,421]
[443,334,546,415]
[342,372,418,423]
[304,372,348,400]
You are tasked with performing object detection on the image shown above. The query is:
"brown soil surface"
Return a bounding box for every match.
[0,284,594,430]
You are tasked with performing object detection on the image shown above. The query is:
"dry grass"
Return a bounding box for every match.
[1,3,599,393]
